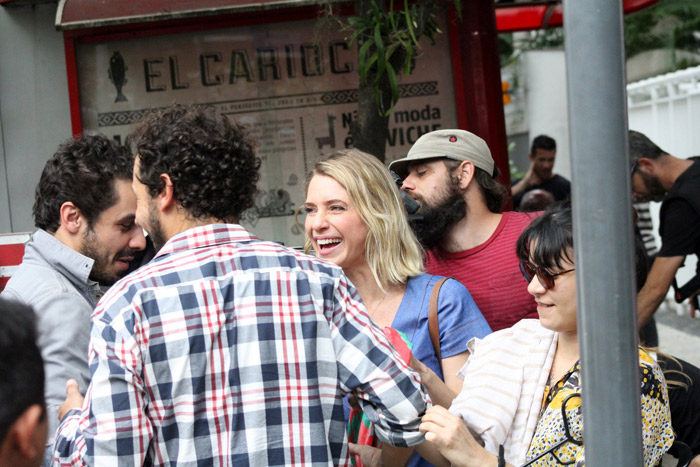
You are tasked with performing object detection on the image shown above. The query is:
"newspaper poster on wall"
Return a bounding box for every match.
[76,15,457,247]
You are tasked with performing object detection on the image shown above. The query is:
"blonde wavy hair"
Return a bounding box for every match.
[304,149,424,290]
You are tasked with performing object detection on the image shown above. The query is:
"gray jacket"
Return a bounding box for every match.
[2,229,102,446]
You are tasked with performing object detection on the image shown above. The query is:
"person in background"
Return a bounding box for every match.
[518,188,555,213]
[1,135,145,464]
[53,105,428,466]
[631,130,700,326]
[305,149,491,466]
[0,297,48,467]
[634,216,700,465]
[511,134,571,208]
[633,201,660,347]
[390,129,539,331]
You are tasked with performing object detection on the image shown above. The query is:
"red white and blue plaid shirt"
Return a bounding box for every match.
[53,224,428,466]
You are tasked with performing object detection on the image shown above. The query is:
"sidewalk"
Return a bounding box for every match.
[656,309,700,368]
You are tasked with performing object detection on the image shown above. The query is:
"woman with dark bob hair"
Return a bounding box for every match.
[411,203,674,467]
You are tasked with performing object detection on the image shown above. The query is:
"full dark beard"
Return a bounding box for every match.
[410,187,467,250]
[640,171,667,202]
[81,231,136,286]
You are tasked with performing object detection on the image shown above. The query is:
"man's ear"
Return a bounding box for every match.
[637,157,655,174]
[58,202,84,235]
[7,404,46,461]
[456,161,476,190]
[155,174,175,212]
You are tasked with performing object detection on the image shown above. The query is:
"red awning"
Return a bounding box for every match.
[495,0,659,32]
[47,0,660,31]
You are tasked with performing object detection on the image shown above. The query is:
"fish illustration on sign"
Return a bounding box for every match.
[108,51,128,103]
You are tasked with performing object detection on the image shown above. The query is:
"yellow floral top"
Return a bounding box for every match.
[524,349,674,466]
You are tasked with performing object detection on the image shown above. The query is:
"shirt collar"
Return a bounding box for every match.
[32,229,98,287]
[154,224,259,259]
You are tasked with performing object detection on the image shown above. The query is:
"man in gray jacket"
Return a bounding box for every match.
[2,135,146,462]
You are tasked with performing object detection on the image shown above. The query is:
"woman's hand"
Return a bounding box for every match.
[419,406,496,467]
[409,355,456,408]
[348,443,413,467]
[349,443,382,466]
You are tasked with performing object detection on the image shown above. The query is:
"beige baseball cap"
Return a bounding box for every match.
[389,129,495,178]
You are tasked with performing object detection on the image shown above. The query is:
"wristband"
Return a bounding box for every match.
[498,444,505,467]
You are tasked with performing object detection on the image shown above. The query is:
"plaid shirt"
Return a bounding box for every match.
[53,224,428,466]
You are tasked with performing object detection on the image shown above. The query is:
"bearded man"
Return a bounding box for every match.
[2,135,145,463]
[390,129,539,331]
[631,130,700,329]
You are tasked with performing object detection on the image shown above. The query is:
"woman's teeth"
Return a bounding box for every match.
[317,238,341,248]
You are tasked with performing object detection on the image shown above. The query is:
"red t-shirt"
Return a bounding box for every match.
[425,211,540,331]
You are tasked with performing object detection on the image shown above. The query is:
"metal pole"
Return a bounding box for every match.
[563,1,644,466]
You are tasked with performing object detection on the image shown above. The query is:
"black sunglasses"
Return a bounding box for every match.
[520,262,575,290]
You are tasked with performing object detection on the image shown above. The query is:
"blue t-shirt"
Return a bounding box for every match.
[395,274,492,467]
[392,274,492,382]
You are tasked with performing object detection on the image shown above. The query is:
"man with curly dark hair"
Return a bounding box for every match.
[54,105,429,466]
[2,134,146,465]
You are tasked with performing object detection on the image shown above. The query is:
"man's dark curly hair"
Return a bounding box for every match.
[33,135,133,233]
[127,105,261,222]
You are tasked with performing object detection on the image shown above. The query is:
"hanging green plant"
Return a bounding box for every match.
[346,0,462,116]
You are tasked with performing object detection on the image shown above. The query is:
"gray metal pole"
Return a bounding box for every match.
[563,1,644,466]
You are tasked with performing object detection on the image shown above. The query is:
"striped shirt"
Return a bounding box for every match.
[634,201,658,256]
[53,224,428,466]
[451,320,673,467]
[425,211,540,331]
[450,319,556,465]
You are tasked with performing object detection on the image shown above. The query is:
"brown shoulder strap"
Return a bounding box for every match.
[429,277,449,361]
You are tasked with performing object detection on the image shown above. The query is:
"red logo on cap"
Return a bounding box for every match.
[449,135,457,142]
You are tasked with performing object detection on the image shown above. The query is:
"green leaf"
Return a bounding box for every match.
[403,52,413,75]
[386,63,400,108]
[374,82,391,117]
[358,39,375,83]
[371,0,382,21]
[374,22,386,77]
[385,43,399,60]
[404,0,418,46]
[397,35,413,75]
[366,51,379,74]
[374,85,384,116]
[388,0,397,31]
[348,29,363,45]
[358,37,375,60]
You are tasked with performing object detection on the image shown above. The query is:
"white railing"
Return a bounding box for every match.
[628,64,700,159]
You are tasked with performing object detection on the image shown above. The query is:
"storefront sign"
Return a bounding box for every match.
[76,16,457,246]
